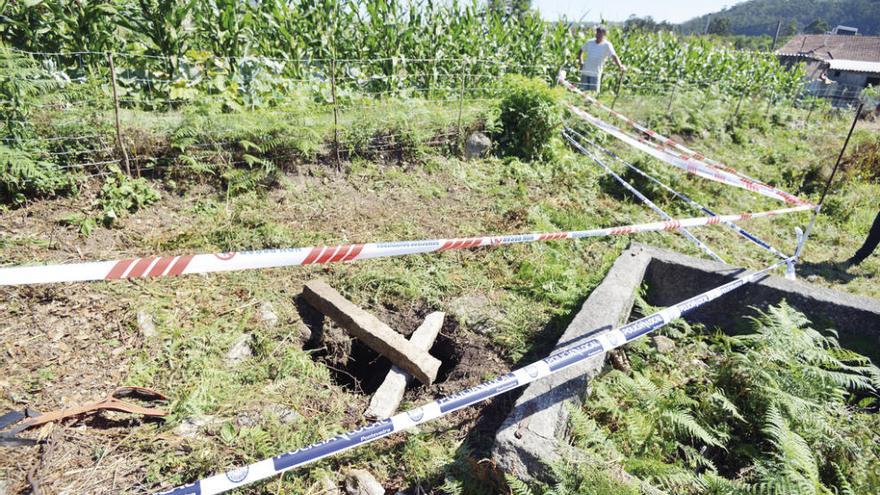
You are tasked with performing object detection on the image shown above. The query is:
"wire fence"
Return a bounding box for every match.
[2,49,873,182]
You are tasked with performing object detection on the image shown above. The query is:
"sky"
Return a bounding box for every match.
[533,0,748,23]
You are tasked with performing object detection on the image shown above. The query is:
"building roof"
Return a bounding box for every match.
[827,59,880,74]
[777,34,880,63]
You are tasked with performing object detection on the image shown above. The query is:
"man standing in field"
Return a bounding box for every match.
[577,25,626,92]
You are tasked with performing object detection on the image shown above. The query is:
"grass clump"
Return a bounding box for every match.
[496,76,563,162]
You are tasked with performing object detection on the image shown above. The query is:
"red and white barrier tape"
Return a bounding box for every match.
[557,75,812,208]
[564,126,791,261]
[0,206,811,286]
[562,128,726,263]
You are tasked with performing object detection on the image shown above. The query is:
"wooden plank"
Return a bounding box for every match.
[365,312,445,419]
[302,280,441,385]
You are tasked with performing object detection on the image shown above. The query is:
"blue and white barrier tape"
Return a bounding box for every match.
[562,129,726,263]
[155,258,789,495]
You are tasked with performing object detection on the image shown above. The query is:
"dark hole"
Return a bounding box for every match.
[297,297,464,394]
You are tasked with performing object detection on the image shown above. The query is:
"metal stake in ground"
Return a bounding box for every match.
[456,58,468,150]
[666,80,678,117]
[330,56,341,168]
[794,102,864,262]
[610,70,626,110]
[107,52,132,176]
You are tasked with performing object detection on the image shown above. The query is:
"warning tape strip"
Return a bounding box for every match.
[154,257,790,495]
[562,129,726,263]
[0,206,811,286]
[557,76,811,208]
[563,126,791,261]
[565,101,808,207]
[561,76,771,187]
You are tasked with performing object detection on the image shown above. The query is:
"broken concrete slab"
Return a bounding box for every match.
[303,280,441,385]
[317,476,341,495]
[260,301,279,328]
[365,312,445,419]
[175,415,218,438]
[637,243,880,361]
[652,335,675,354]
[137,311,157,339]
[492,245,652,481]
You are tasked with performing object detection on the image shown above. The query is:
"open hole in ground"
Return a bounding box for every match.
[296,298,468,395]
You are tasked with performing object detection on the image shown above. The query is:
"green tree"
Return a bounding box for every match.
[804,17,830,34]
[707,17,733,35]
[781,19,799,36]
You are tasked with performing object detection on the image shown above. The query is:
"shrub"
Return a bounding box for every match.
[496,75,563,162]
[0,145,75,205]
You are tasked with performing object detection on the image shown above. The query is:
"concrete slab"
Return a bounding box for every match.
[492,242,880,480]
[491,245,652,481]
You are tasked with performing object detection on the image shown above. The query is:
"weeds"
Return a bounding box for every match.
[496,76,563,162]
[97,166,161,226]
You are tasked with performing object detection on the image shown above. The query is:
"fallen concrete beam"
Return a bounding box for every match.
[365,312,445,419]
[492,245,653,481]
[303,280,442,385]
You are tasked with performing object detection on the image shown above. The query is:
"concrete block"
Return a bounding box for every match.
[492,245,652,481]
[303,280,441,385]
[638,243,880,361]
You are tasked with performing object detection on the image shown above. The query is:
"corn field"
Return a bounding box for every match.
[0,0,805,111]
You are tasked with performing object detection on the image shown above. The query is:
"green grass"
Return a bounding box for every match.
[0,85,878,494]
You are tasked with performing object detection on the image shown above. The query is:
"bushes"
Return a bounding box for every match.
[0,145,75,205]
[496,76,563,162]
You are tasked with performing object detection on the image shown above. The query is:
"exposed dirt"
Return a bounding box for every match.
[0,155,521,494]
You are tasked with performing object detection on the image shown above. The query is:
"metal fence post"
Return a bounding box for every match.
[666,80,678,116]
[107,52,132,176]
[611,72,625,110]
[330,56,341,168]
[456,57,468,149]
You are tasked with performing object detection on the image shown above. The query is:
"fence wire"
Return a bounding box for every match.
[1,50,871,182]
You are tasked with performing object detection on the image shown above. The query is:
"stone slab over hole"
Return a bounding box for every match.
[303,280,441,385]
[492,242,880,482]
[298,302,464,396]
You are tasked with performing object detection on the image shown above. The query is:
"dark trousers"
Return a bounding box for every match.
[852,210,880,264]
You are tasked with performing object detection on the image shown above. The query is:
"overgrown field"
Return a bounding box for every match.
[1,7,879,492]
[1,72,878,493]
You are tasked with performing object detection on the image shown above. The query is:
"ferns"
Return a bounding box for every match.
[660,410,724,448]
[505,474,536,495]
[756,406,821,494]
[558,302,880,495]
[0,144,74,205]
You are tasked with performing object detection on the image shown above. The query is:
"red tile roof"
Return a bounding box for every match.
[777,34,880,63]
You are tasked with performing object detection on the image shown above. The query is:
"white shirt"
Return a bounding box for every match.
[581,39,617,77]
